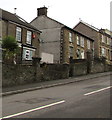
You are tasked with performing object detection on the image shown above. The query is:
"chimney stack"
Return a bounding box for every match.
[37,7,48,16]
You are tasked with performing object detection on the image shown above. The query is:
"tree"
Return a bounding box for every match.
[2,36,19,64]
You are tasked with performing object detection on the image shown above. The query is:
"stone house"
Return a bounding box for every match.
[0,9,41,63]
[74,21,112,64]
[30,7,94,64]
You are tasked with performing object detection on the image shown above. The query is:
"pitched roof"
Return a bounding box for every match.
[31,16,94,41]
[74,21,99,32]
[1,9,41,33]
[47,17,94,41]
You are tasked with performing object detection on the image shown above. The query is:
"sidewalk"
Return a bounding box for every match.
[2,71,111,96]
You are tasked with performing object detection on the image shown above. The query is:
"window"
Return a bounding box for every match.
[107,49,110,59]
[76,49,84,59]
[16,27,21,42]
[107,37,110,45]
[111,51,112,60]
[69,46,73,57]
[76,35,80,45]
[87,40,90,49]
[101,35,105,43]
[76,49,81,59]
[23,48,33,60]
[101,47,106,57]
[26,31,32,44]
[81,50,84,59]
[69,32,73,42]
[80,37,84,47]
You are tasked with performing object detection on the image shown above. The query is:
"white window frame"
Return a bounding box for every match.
[87,40,90,49]
[81,50,84,59]
[107,37,110,45]
[76,35,80,45]
[69,32,73,43]
[23,48,33,60]
[76,49,84,59]
[101,47,106,57]
[101,35,105,43]
[16,27,21,42]
[26,31,32,44]
[80,36,84,47]
[69,46,74,57]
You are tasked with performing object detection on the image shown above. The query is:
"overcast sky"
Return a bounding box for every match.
[0,0,111,30]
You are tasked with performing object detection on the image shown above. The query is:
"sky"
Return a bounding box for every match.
[0,0,111,30]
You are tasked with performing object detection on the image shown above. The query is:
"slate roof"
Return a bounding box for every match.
[74,21,112,38]
[73,21,99,32]
[31,15,94,41]
[1,9,41,33]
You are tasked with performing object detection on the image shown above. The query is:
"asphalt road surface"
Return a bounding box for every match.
[2,75,111,119]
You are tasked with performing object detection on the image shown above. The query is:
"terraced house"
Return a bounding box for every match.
[74,21,112,64]
[30,7,94,64]
[0,9,41,63]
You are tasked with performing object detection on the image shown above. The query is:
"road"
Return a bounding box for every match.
[2,75,112,119]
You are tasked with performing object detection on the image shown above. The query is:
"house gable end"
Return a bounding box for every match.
[74,22,98,41]
[30,15,64,30]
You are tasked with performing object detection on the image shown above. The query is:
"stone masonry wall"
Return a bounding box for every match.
[2,64,36,87]
[2,63,69,87]
[2,58,112,87]
[39,64,69,81]
[70,62,87,77]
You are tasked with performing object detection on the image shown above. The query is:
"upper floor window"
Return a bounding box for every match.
[26,31,32,44]
[80,36,84,47]
[107,37,111,45]
[101,35,105,43]
[69,32,73,43]
[76,35,80,45]
[16,27,21,42]
[87,40,90,49]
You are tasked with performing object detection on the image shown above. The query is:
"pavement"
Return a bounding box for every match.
[2,71,112,96]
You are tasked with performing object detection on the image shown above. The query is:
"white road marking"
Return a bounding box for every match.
[1,100,65,119]
[84,86,112,96]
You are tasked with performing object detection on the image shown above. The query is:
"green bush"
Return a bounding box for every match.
[2,36,19,62]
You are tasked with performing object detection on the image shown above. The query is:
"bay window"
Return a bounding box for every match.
[23,48,33,60]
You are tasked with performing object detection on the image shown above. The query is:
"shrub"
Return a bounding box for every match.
[2,36,19,63]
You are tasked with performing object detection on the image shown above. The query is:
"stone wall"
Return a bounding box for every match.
[90,60,105,73]
[2,57,112,87]
[69,60,87,77]
[2,64,36,87]
[70,58,112,77]
[2,63,69,87]
[38,63,69,81]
